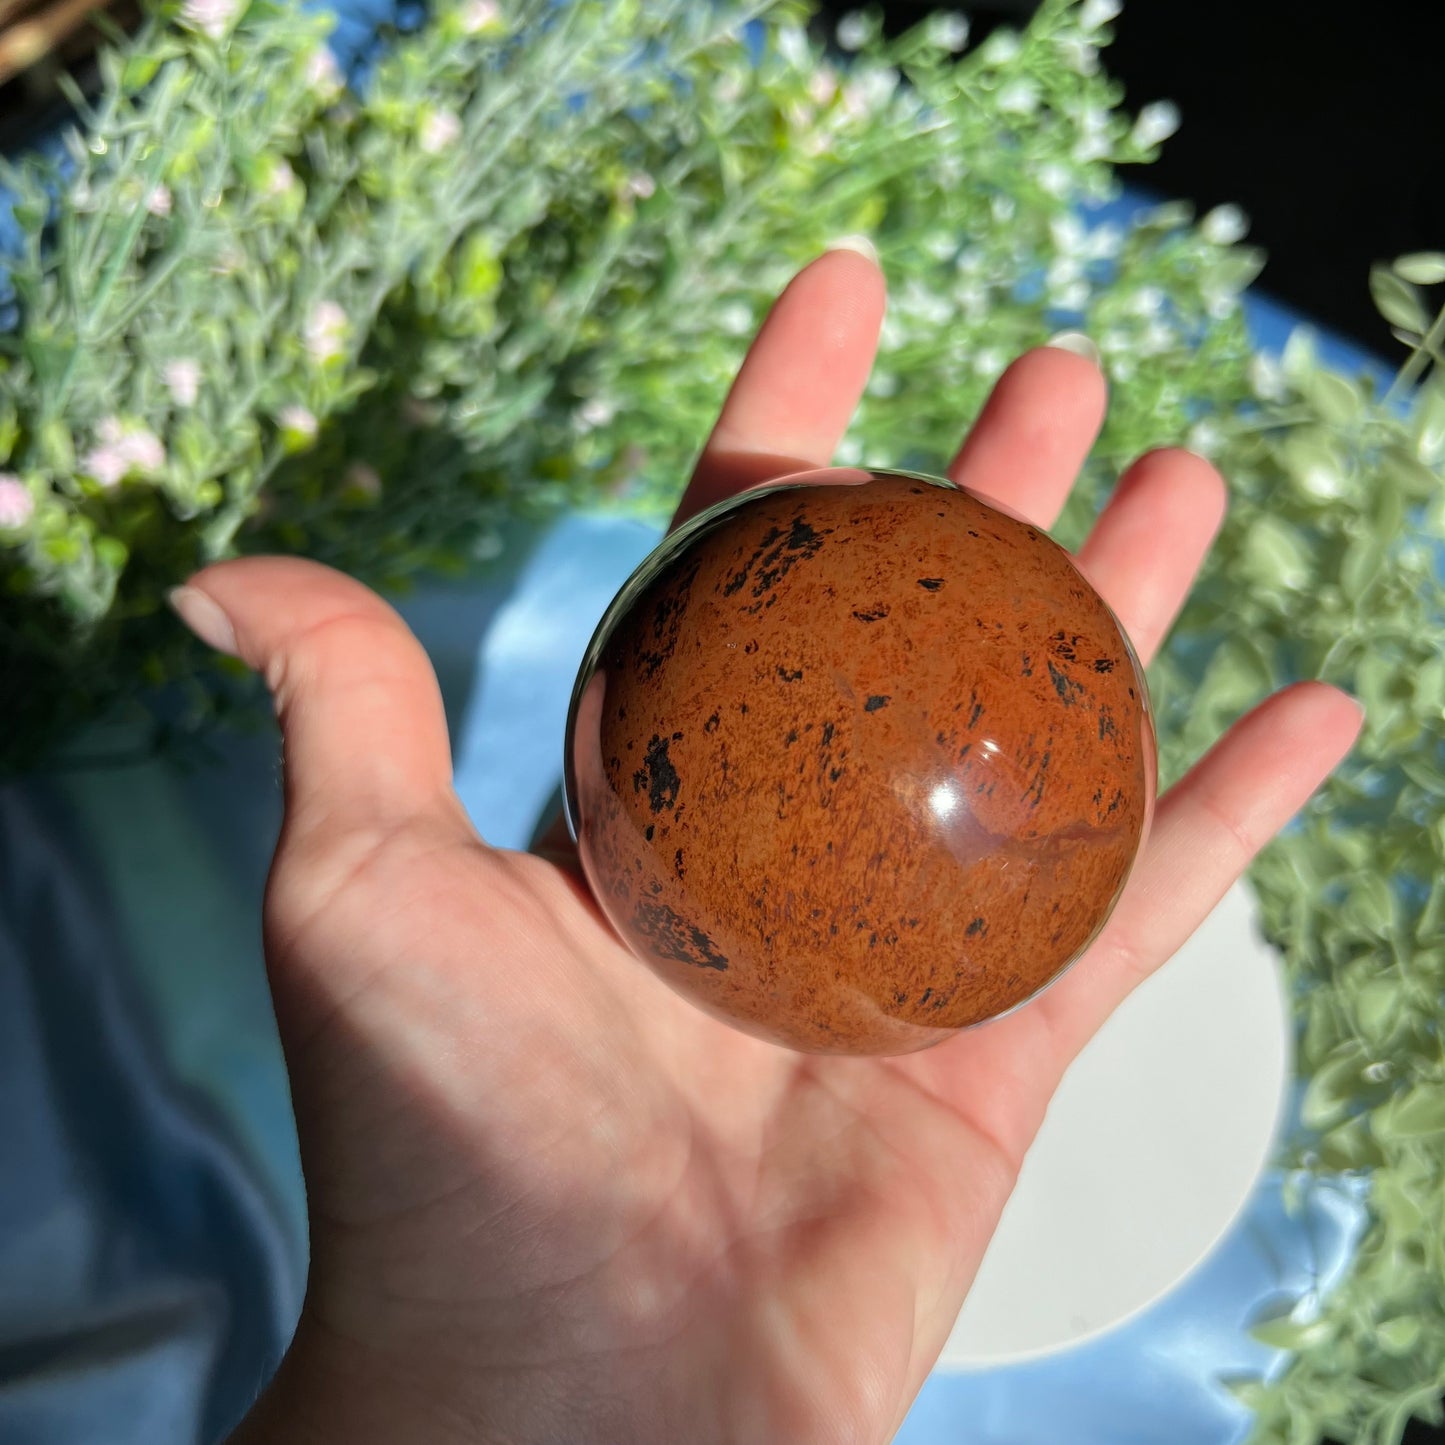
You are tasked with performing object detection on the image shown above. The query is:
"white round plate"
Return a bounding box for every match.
[938,879,1292,1368]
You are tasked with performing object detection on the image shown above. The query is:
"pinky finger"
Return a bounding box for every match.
[1035,680,1363,1069]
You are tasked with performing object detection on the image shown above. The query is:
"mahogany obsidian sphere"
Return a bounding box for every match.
[563,469,1156,1055]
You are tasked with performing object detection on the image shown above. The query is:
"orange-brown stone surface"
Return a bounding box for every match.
[565,469,1156,1054]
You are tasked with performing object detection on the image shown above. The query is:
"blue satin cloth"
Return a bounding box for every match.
[0,3,1399,1438]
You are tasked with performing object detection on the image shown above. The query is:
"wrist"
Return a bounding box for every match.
[227,1310,485,1445]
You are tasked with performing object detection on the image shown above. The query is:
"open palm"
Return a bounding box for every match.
[210,249,1360,1445]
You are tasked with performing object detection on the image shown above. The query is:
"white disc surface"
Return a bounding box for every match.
[938,880,1292,1368]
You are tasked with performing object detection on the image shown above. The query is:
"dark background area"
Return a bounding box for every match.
[818,0,1445,367]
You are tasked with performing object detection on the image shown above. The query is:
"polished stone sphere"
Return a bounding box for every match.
[563,469,1156,1055]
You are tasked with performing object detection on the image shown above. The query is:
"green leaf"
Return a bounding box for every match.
[1251,1314,1335,1351]
[1355,976,1401,1044]
[1380,446,1440,501]
[1377,1315,1423,1355]
[1393,251,1445,286]
[1340,533,1387,600]
[1413,656,1445,718]
[1240,514,1314,590]
[1299,369,1363,427]
[1301,1045,1363,1130]
[1371,265,1430,333]
[1374,1083,1445,1141]
[1280,429,1347,501]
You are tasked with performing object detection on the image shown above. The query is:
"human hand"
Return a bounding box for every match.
[192,247,1361,1445]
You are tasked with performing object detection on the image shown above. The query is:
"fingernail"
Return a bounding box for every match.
[167,585,238,657]
[1045,331,1101,366]
[826,234,880,266]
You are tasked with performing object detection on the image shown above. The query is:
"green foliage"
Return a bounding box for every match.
[0,3,1442,1440]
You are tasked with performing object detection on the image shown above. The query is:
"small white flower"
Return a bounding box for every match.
[1055,280,1090,312]
[1249,353,1287,401]
[1085,223,1123,260]
[1203,285,1236,319]
[305,47,343,99]
[145,184,172,217]
[1131,100,1181,148]
[164,359,201,407]
[983,29,1021,64]
[867,371,899,398]
[972,347,1006,376]
[0,474,34,528]
[1128,285,1166,318]
[956,280,988,318]
[927,12,970,51]
[996,79,1039,115]
[459,0,501,34]
[265,159,296,197]
[1037,162,1073,197]
[835,436,864,465]
[808,65,839,106]
[802,129,836,157]
[1187,419,1224,456]
[991,194,1016,223]
[1098,328,1130,355]
[279,404,318,440]
[1201,203,1249,246]
[840,66,898,119]
[836,12,872,50]
[621,171,656,201]
[924,233,959,262]
[420,108,463,154]
[776,25,810,70]
[714,72,745,105]
[1110,355,1137,382]
[718,301,755,336]
[1047,256,1083,290]
[304,300,349,364]
[344,462,382,497]
[1080,0,1123,30]
[578,397,616,429]
[1060,38,1099,74]
[122,428,165,473]
[84,446,129,489]
[1138,320,1175,355]
[181,0,239,40]
[84,419,165,485]
[1050,215,1087,256]
[211,245,245,277]
[1072,134,1112,164]
[1081,104,1111,136]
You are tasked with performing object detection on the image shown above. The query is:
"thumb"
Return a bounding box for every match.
[169,556,460,841]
